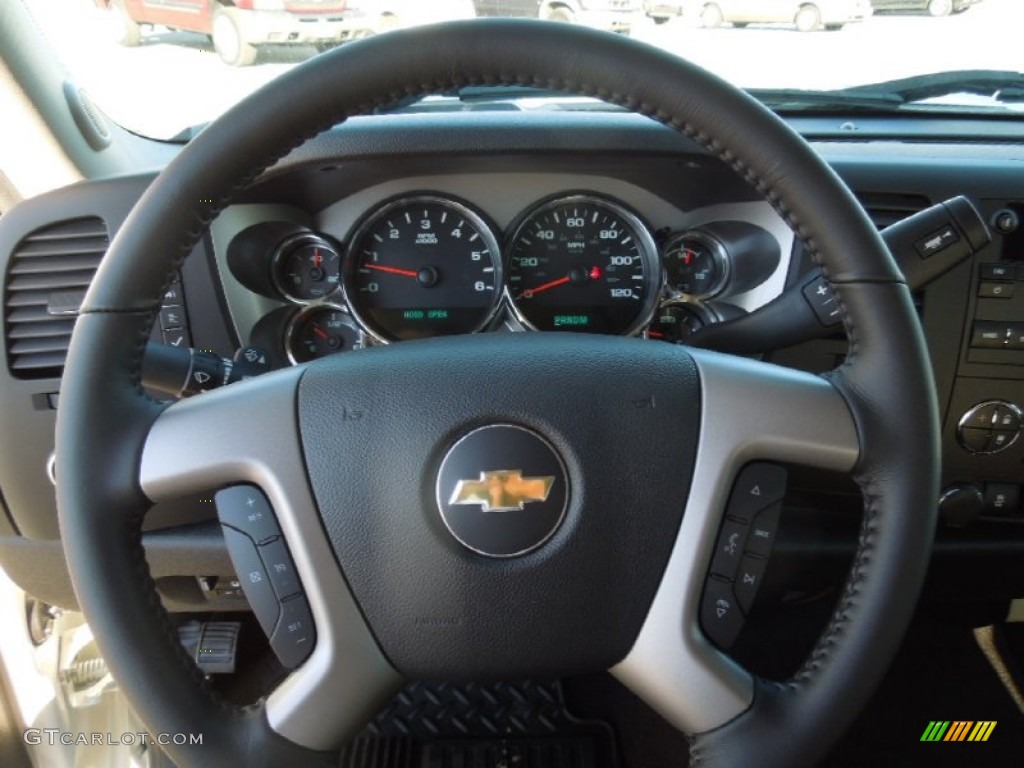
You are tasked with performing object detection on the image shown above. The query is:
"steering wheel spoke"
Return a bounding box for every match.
[612,350,859,735]
[140,369,402,750]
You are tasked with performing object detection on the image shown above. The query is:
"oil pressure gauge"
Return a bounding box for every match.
[663,231,729,299]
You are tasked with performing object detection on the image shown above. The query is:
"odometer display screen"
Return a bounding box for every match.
[506,195,659,335]
[343,196,503,342]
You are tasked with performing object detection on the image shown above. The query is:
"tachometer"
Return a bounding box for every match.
[506,195,660,335]
[343,195,503,342]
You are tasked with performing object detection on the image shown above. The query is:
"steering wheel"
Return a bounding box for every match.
[55,19,938,768]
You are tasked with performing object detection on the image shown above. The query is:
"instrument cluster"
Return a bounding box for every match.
[226,191,779,363]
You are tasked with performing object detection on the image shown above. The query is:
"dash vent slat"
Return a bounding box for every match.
[4,217,108,379]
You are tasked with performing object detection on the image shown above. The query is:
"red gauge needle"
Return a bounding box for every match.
[519,275,570,299]
[363,263,419,278]
[647,330,665,339]
[312,248,323,269]
[311,325,329,341]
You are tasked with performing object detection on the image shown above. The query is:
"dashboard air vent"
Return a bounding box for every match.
[857,192,931,230]
[4,217,108,379]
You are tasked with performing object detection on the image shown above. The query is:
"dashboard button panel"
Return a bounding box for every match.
[215,485,282,544]
[700,577,744,650]
[709,519,749,579]
[746,503,781,558]
[978,282,1014,299]
[979,262,1016,281]
[215,485,315,669]
[270,596,316,670]
[220,526,280,637]
[700,463,787,650]
[260,537,302,601]
[726,463,788,524]
[734,555,768,614]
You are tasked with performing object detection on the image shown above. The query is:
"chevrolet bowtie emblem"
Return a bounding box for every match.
[449,470,555,513]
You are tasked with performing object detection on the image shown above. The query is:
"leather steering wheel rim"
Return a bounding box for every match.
[55,19,939,768]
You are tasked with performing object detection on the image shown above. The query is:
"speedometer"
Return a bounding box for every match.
[506,194,660,335]
[343,195,503,342]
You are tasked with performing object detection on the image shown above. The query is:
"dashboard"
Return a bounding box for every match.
[212,172,787,365]
[2,109,1024,629]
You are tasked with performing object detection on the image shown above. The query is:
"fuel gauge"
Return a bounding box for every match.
[272,234,341,303]
[285,305,364,364]
[663,231,729,299]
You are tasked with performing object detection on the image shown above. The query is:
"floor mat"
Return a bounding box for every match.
[340,680,618,768]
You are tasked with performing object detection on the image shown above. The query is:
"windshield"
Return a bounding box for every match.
[20,0,1024,141]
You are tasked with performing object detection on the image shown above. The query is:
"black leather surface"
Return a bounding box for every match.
[55,18,936,768]
[299,333,699,678]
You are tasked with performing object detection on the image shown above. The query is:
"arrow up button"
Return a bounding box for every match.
[726,463,788,524]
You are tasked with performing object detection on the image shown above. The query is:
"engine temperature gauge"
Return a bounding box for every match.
[285,305,364,364]
[663,231,729,299]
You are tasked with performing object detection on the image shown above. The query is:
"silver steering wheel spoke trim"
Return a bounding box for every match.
[139,367,402,750]
[611,349,860,734]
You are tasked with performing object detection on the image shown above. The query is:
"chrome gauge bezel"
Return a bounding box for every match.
[271,232,343,305]
[504,193,662,337]
[341,194,505,345]
[662,229,731,301]
[284,303,365,365]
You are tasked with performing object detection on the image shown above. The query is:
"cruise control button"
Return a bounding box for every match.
[259,538,301,600]
[709,519,749,579]
[734,555,768,614]
[271,595,315,669]
[221,526,280,637]
[958,428,991,453]
[746,503,781,557]
[700,577,743,650]
[215,485,281,544]
[727,463,787,523]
